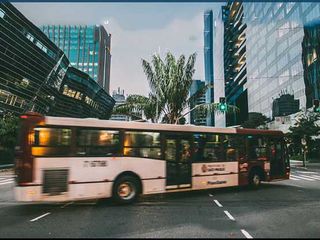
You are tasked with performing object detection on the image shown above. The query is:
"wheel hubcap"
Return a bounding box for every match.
[253,174,260,185]
[118,182,135,200]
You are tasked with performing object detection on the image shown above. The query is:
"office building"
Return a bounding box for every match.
[0,3,114,119]
[222,2,248,127]
[189,80,206,126]
[41,25,111,93]
[204,10,214,126]
[110,88,130,121]
[215,2,320,126]
[302,19,320,107]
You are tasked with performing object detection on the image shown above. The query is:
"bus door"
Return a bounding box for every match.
[269,138,286,178]
[164,135,192,189]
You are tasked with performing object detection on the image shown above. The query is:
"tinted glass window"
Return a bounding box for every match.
[77,129,120,156]
[248,135,268,160]
[124,131,161,159]
[193,134,225,162]
[32,127,72,156]
[34,128,71,146]
[226,135,246,161]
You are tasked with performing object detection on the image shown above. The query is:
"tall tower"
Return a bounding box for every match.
[41,25,111,93]
[204,10,215,126]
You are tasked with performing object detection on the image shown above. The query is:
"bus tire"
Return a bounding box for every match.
[112,175,140,204]
[248,170,262,188]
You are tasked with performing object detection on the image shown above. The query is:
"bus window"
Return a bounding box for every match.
[247,136,268,160]
[226,135,246,162]
[77,129,120,156]
[193,134,225,162]
[124,131,161,159]
[32,127,72,156]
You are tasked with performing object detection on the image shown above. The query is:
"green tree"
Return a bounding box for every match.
[114,52,239,124]
[286,111,320,157]
[241,112,269,129]
[0,112,19,164]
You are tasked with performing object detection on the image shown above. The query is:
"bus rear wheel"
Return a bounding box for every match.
[113,175,140,204]
[249,171,262,188]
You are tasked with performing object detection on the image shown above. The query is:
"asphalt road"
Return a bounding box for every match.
[0,166,320,238]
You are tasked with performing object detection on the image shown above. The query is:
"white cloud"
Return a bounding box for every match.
[108,14,205,96]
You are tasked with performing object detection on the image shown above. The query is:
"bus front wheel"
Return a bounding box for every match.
[112,175,140,204]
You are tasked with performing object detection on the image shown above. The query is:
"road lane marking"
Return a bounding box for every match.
[295,171,317,174]
[298,174,320,180]
[61,202,74,209]
[291,175,315,181]
[214,199,223,207]
[30,212,51,222]
[224,210,235,221]
[209,194,213,197]
[289,176,300,181]
[241,229,253,239]
[0,180,14,185]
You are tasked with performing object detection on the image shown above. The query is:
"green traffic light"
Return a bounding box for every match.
[219,103,227,111]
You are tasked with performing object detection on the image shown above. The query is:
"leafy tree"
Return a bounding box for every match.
[241,112,269,129]
[286,111,320,157]
[0,112,19,164]
[114,52,239,124]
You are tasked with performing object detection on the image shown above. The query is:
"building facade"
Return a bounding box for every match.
[222,2,248,127]
[204,10,214,126]
[189,80,206,126]
[272,93,300,118]
[213,8,227,127]
[110,88,130,121]
[41,25,111,93]
[302,19,320,108]
[243,2,320,118]
[214,2,320,126]
[0,3,114,119]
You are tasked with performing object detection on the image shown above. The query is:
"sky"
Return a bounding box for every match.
[14,2,223,97]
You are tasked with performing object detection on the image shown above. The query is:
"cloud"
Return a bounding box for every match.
[108,14,205,96]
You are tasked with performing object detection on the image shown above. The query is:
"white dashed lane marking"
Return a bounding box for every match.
[241,229,253,239]
[30,212,51,222]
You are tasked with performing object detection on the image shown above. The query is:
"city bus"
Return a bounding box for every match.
[15,112,290,204]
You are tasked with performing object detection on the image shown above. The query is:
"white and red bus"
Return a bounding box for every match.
[15,112,290,204]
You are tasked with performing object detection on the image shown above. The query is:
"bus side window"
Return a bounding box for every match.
[32,127,72,156]
[247,136,267,160]
[123,131,161,159]
[77,129,120,156]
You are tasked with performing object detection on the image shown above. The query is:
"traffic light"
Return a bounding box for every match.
[219,97,227,112]
[313,99,320,112]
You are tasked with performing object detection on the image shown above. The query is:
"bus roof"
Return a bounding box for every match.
[43,116,283,136]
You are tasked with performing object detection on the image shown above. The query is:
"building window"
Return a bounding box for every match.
[0,9,5,19]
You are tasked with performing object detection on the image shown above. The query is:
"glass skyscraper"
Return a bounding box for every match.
[204,10,214,126]
[222,2,248,126]
[41,25,111,93]
[0,3,114,119]
[190,80,206,126]
[243,2,320,118]
[214,2,320,124]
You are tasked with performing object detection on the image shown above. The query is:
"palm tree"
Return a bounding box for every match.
[113,52,239,124]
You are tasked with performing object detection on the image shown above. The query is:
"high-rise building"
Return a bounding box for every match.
[110,88,130,121]
[215,2,320,125]
[213,8,226,127]
[0,3,114,119]
[189,80,206,126]
[302,19,320,107]
[222,2,248,127]
[41,25,111,93]
[204,10,214,126]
